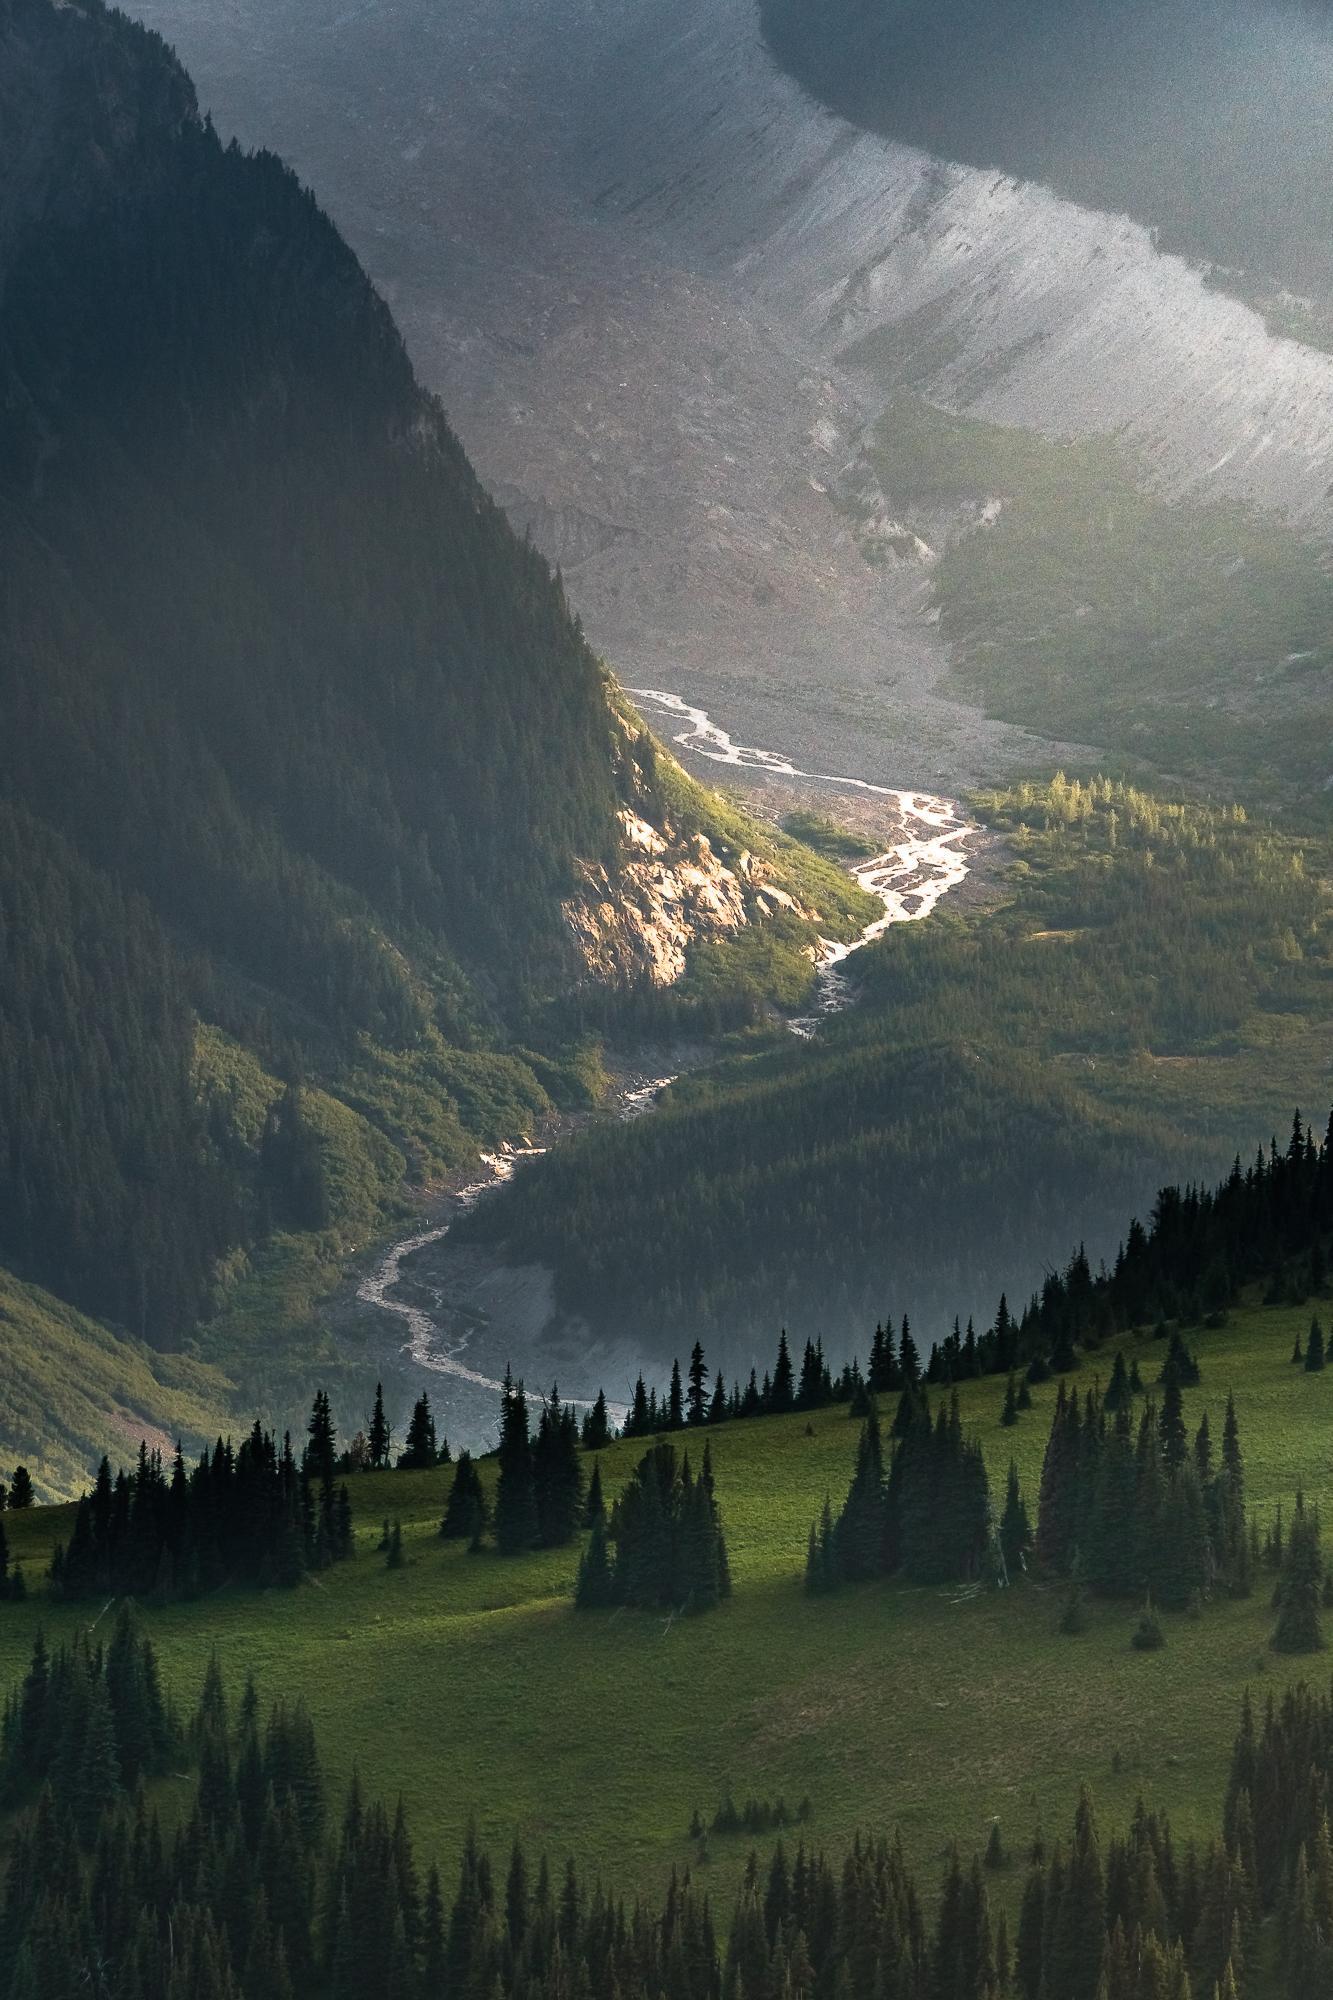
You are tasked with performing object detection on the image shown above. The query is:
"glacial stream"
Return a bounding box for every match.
[626,689,975,1032]
[354,694,977,1433]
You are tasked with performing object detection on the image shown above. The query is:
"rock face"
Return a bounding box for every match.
[126,0,1333,786]
[568,808,808,988]
[566,706,815,987]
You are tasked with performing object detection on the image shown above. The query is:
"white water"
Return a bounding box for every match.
[626,688,976,1032]
[358,691,976,1415]
[356,1145,548,1400]
[356,1085,673,1421]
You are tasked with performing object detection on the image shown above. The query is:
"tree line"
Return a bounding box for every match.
[523,1100,1332,1465]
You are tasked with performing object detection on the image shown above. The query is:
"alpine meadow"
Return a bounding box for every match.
[2,0,1333,1998]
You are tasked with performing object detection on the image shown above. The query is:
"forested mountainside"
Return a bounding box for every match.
[760,0,1333,300]
[0,0,862,1479]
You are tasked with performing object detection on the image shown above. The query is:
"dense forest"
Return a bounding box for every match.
[584,1098,1332,1421]
[841,400,1333,796]
[4,1630,1330,1997]
[458,778,1332,1368]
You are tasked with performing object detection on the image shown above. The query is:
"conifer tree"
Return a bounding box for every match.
[1001,1375,1020,1426]
[625,1376,651,1438]
[1104,1351,1131,1412]
[579,1390,612,1451]
[667,1360,685,1431]
[397,1393,438,1470]
[584,1459,605,1527]
[9,1468,32,1510]
[1014,1865,1045,2000]
[494,1372,539,1555]
[687,1344,709,1426]
[440,1453,487,1542]
[1193,1412,1213,1483]
[1305,1316,1326,1373]
[999,1460,1032,1577]
[770,1332,796,1414]
[1158,1378,1189,1470]
[1036,1384,1079,1574]
[1044,1789,1105,2000]
[833,1406,885,1582]
[899,1317,920,1388]
[532,1385,583,1548]
[368,1383,391,1470]
[797,1339,827,1410]
[574,1518,614,1609]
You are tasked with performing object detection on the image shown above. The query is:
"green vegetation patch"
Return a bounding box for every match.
[780,809,880,860]
[0,1269,232,1504]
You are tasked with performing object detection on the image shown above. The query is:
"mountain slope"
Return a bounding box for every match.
[123,0,1333,796]
[0,0,866,1485]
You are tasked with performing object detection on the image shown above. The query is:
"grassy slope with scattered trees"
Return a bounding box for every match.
[456,776,1332,1367]
[1,1289,1331,1941]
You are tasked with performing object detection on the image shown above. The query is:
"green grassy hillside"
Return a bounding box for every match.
[2,1292,1329,1915]
[0,1269,233,1503]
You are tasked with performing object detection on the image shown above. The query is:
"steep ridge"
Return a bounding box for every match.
[129,0,1333,789]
